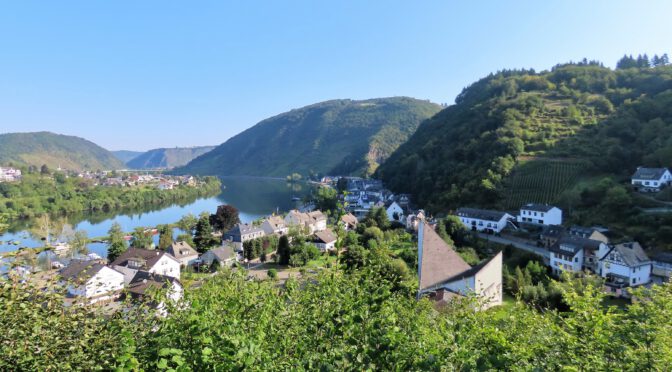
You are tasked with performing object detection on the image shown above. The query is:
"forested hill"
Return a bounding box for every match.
[111,150,143,164]
[0,132,124,170]
[176,97,442,177]
[376,57,672,216]
[126,146,215,169]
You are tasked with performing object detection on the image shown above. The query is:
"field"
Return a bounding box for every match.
[501,158,589,210]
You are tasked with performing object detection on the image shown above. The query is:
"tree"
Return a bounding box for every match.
[209,205,240,232]
[362,226,384,247]
[267,268,277,279]
[176,213,198,234]
[616,54,638,69]
[107,222,128,262]
[336,177,348,192]
[69,230,89,256]
[193,214,218,253]
[158,225,173,250]
[314,186,338,212]
[0,214,7,235]
[40,164,50,175]
[340,244,368,270]
[130,227,153,249]
[277,235,291,265]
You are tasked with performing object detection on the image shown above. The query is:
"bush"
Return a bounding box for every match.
[267,268,277,279]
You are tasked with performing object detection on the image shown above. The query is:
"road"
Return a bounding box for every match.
[476,233,550,260]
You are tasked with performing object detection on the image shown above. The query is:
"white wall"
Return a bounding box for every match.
[150,255,181,280]
[458,214,510,233]
[517,207,562,225]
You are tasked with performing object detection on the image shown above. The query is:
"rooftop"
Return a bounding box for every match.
[632,167,669,180]
[455,207,509,222]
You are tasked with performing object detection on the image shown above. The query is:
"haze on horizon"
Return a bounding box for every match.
[1,1,671,151]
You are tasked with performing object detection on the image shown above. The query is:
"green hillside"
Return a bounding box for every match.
[126,146,215,169]
[176,97,442,177]
[111,150,143,163]
[376,59,672,245]
[0,132,125,170]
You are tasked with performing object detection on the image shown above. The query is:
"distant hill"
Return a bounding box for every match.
[112,150,144,164]
[177,97,441,177]
[126,146,216,169]
[0,132,125,170]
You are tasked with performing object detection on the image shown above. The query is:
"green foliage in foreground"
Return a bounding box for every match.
[2,269,672,370]
[0,174,221,220]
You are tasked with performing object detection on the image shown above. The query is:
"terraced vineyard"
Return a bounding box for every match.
[501,159,589,209]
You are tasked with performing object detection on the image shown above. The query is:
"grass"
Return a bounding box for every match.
[489,294,518,320]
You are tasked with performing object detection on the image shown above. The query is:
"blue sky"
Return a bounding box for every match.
[1,1,670,151]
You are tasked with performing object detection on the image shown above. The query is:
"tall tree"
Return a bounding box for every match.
[107,222,127,262]
[130,227,153,249]
[193,214,218,253]
[40,164,50,175]
[277,235,291,265]
[158,225,173,250]
[209,204,240,232]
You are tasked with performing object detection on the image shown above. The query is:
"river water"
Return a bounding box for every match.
[0,177,313,258]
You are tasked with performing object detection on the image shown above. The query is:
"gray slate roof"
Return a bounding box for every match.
[203,245,235,262]
[549,236,603,255]
[111,248,177,269]
[60,259,109,283]
[226,223,265,236]
[632,167,669,180]
[520,203,556,212]
[455,207,508,222]
[128,271,181,296]
[601,242,650,267]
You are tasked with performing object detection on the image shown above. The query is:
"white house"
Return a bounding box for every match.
[59,260,125,304]
[313,228,337,252]
[110,248,181,284]
[166,241,199,267]
[631,167,672,192]
[417,222,502,310]
[549,236,606,275]
[598,242,652,297]
[517,204,562,226]
[455,208,512,233]
[386,201,404,222]
[0,167,22,182]
[261,215,288,236]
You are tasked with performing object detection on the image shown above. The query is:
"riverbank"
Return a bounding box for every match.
[0,174,221,221]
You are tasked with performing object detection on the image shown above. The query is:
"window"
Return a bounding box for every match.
[534,212,537,216]
[541,213,545,217]
[633,278,637,284]
[575,257,579,262]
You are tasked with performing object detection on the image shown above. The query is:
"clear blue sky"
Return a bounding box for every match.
[1,1,670,151]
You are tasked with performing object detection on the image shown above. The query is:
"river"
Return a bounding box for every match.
[0,177,314,258]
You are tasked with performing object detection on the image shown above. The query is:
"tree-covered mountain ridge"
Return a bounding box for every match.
[125,146,216,169]
[0,131,124,170]
[377,58,672,211]
[176,97,442,177]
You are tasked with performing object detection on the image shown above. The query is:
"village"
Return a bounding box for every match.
[1,166,671,315]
